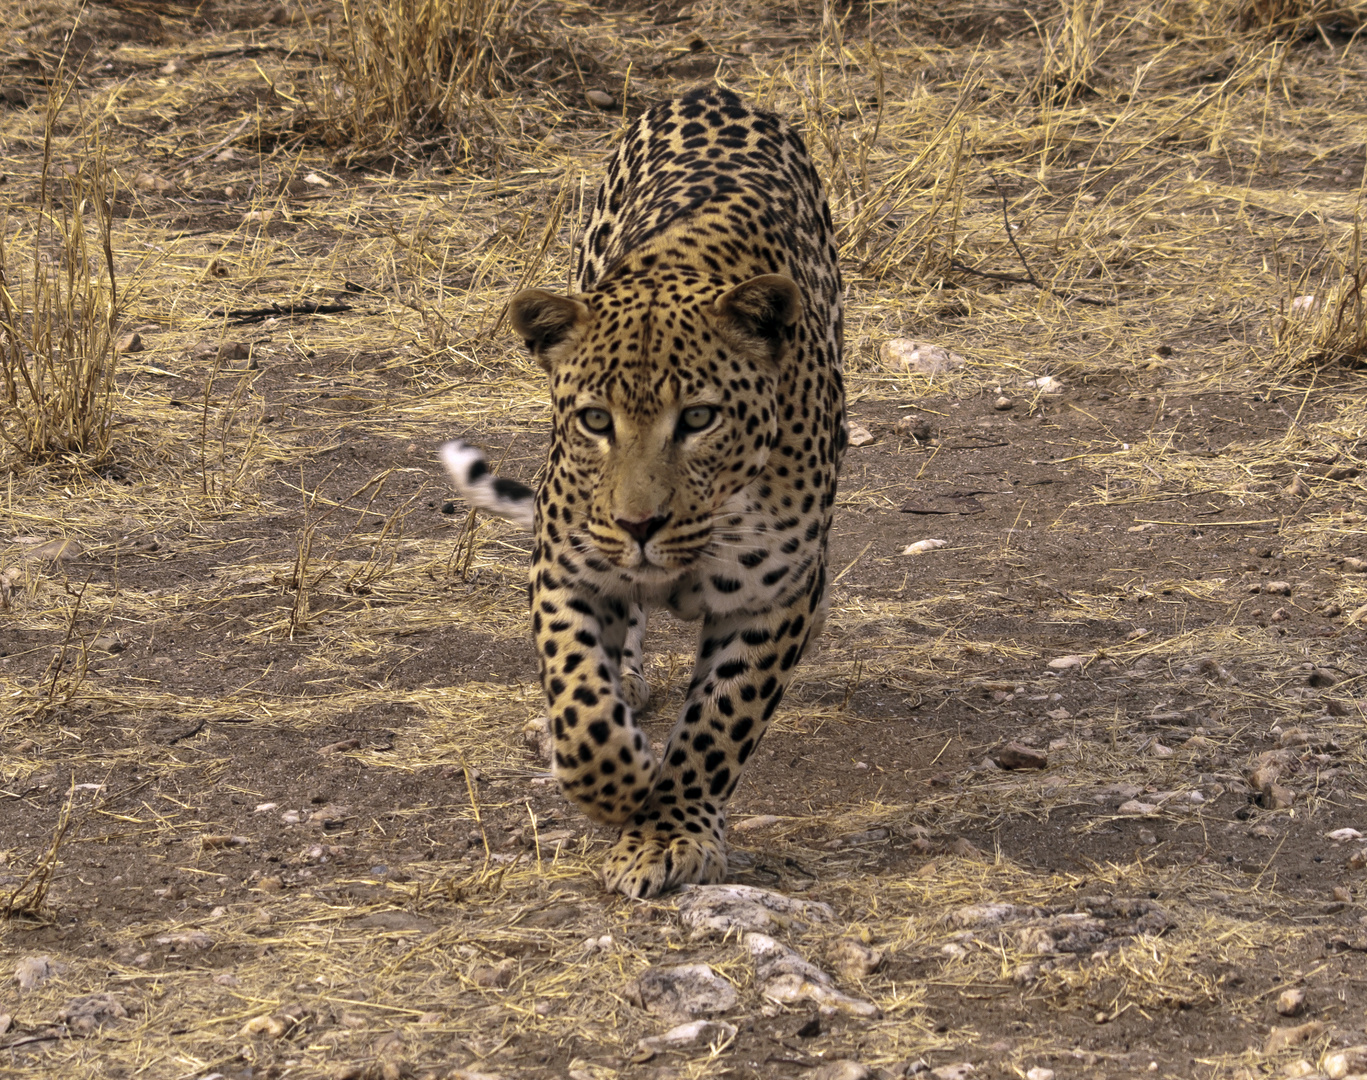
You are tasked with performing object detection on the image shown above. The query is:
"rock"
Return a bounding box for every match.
[895,415,934,440]
[1327,829,1364,843]
[15,956,60,991]
[847,423,875,447]
[470,958,516,988]
[1265,581,1292,595]
[116,331,144,353]
[1323,1046,1367,1078]
[1047,654,1086,670]
[628,964,737,1021]
[828,938,884,980]
[676,884,833,937]
[1023,375,1063,393]
[318,738,361,755]
[57,993,131,1035]
[1276,987,1307,1017]
[747,933,880,1018]
[153,931,214,951]
[586,90,616,109]
[948,903,1018,928]
[812,1063,871,1080]
[1264,1021,1324,1054]
[879,338,965,374]
[994,743,1048,770]
[901,538,947,555]
[635,1019,738,1057]
[1307,668,1337,687]
[90,635,124,653]
[1343,557,1367,573]
[731,815,782,832]
[1152,742,1174,758]
[1117,800,1158,816]
[993,396,1014,411]
[930,1065,976,1080]
[239,1013,290,1038]
[31,538,82,562]
[1025,1069,1055,1080]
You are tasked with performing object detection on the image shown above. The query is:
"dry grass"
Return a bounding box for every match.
[1,0,1367,1076]
[0,78,128,466]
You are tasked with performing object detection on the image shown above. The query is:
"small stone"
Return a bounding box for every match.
[847,423,875,447]
[929,1065,975,1080]
[1264,1021,1324,1055]
[635,1019,738,1056]
[90,635,124,653]
[1047,654,1086,670]
[160,57,186,75]
[993,396,1014,411]
[812,1063,871,1080]
[1025,1070,1054,1080]
[31,538,82,562]
[1024,375,1064,393]
[1285,474,1310,497]
[239,1014,290,1038]
[994,742,1048,770]
[901,538,947,555]
[471,958,516,988]
[14,956,59,991]
[1323,1046,1367,1079]
[895,415,934,440]
[585,89,616,109]
[879,338,965,374]
[1118,800,1158,816]
[1333,885,1352,902]
[1307,668,1338,687]
[116,331,144,353]
[628,963,738,1021]
[318,738,361,754]
[828,938,884,980]
[1343,557,1367,573]
[1275,987,1307,1016]
[1137,828,1157,845]
[1265,581,1292,595]
[1152,742,1174,758]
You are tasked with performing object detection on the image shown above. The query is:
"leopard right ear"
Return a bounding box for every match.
[509,289,589,371]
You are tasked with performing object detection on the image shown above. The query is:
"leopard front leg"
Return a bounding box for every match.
[534,576,656,826]
[603,575,824,897]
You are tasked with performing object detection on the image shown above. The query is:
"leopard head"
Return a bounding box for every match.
[510,271,800,576]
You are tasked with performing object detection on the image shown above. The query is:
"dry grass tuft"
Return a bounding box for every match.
[1270,217,1367,370]
[0,82,127,466]
[311,0,524,166]
[1236,0,1367,34]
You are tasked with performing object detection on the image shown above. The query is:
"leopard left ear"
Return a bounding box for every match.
[714,274,802,362]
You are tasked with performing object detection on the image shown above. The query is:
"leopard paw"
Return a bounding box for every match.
[602,824,726,898]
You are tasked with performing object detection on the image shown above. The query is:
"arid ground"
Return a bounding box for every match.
[3,1,1367,1078]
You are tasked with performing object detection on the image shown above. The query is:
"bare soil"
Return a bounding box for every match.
[3,1,1367,1079]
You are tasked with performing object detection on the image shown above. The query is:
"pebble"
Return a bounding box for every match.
[812,1064,871,1080]
[1276,987,1307,1016]
[1026,1070,1055,1080]
[1264,1020,1324,1054]
[1324,1046,1367,1079]
[828,938,884,979]
[993,396,1014,410]
[901,538,947,555]
[14,956,59,991]
[879,338,965,374]
[847,423,875,447]
[585,89,615,109]
[1047,654,1086,670]
[1024,375,1064,393]
[116,331,144,353]
[636,1019,738,1058]
[628,963,738,1021]
[930,1065,976,1080]
[1117,799,1158,816]
[677,883,833,936]
[994,743,1048,770]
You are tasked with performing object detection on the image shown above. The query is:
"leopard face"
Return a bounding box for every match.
[512,271,799,582]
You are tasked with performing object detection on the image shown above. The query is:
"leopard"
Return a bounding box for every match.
[441,86,845,898]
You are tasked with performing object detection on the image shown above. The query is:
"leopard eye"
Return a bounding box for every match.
[578,407,613,435]
[678,405,717,434]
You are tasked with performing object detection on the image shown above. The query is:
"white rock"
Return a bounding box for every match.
[1118,800,1158,816]
[1047,654,1086,670]
[1323,1046,1367,1079]
[14,956,59,991]
[879,338,965,374]
[636,1019,737,1055]
[901,538,947,556]
[731,815,782,832]
[847,424,875,447]
[812,1063,872,1080]
[1024,375,1064,393]
[930,1065,976,1080]
[627,964,737,1021]
[1026,1069,1056,1080]
[746,933,880,1018]
[1326,828,1363,843]
[947,903,1018,928]
[677,884,833,937]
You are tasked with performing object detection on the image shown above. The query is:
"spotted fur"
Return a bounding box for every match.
[442,87,845,897]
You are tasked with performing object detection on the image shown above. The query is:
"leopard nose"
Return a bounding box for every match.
[616,513,669,544]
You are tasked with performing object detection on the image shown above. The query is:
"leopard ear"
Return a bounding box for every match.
[509,289,589,370]
[714,274,802,362]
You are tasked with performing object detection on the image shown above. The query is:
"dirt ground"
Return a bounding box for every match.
[3,0,1367,1078]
